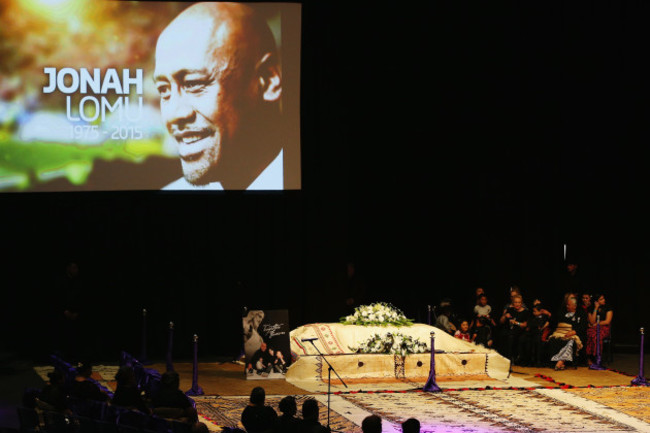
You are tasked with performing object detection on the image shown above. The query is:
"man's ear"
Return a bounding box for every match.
[257,52,282,102]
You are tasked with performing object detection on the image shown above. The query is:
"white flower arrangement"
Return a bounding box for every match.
[349,332,428,356]
[340,302,413,327]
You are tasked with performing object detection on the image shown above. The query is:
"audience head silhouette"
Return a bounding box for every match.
[402,417,421,433]
[161,370,181,390]
[47,369,65,385]
[250,386,266,406]
[278,395,297,416]
[115,365,137,387]
[75,361,92,379]
[302,398,319,421]
[362,415,382,433]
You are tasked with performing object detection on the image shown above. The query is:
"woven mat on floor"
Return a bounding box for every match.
[194,388,650,433]
[34,365,119,392]
[566,386,650,424]
[33,365,650,432]
[194,395,361,433]
[340,390,644,432]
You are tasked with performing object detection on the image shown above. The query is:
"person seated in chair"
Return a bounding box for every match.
[38,369,71,414]
[402,418,420,433]
[361,415,382,433]
[241,386,277,433]
[586,293,613,365]
[297,398,329,433]
[471,316,493,348]
[580,292,592,314]
[70,361,110,403]
[547,297,587,370]
[274,395,299,433]
[111,365,151,414]
[152,371,197,422]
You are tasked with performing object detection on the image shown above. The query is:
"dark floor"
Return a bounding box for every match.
[0,352,44,432]
[1,349,649,431]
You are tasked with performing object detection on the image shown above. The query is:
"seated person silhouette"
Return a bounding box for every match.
[37,369,70,414]
[297,398,329,433]
[241,386,277,433]
[361,415,382,433]
[275,395,299,433]
[70,361,110,403]
[151,371,197,422]
[111,365,151,414]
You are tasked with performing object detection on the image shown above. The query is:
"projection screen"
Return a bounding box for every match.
[0,1,301,192]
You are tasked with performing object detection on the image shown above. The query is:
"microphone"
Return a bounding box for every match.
[301,338,318,342]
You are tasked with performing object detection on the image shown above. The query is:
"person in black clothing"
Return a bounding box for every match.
[471,316,493,348]
[361,415,382,433]
[560,262,584,296]
[247,342,274,376]
[528,301,551,367]
[70,362,110,403]
[241,387,277,433]
[402,418,420,433]
[38,369,70,413]
[111,365,151,414]
[498,294,531,364]
[297,399,329,433]
[271,347,288,374]
[191,422,210,433]
[152,371,197,422]
[275,396,299,433]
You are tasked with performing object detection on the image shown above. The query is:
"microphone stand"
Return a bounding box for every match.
[306,339,348,432]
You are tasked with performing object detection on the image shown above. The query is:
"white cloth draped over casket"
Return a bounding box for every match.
[286,323,511,387]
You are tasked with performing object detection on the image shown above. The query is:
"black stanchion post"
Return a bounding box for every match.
[631,327,649,386]
[427,305,432,326]
[166,321,175,372]
[186,334,204,396]
[423,330,441,392]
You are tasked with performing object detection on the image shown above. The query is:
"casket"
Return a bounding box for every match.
[286,323,510,388]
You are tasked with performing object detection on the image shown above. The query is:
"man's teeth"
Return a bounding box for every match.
[181,134,205,144]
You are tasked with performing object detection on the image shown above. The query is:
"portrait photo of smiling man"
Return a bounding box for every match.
[154,2,286,190]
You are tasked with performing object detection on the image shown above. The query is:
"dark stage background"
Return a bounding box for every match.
[1,0,649,362]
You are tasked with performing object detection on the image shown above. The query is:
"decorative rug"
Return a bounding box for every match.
[194,395,361,433]
[33,365,650,432]
[34,365,119,392]
[192,390,650,433]
[567,386,650,424]
[340,390,643,432]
